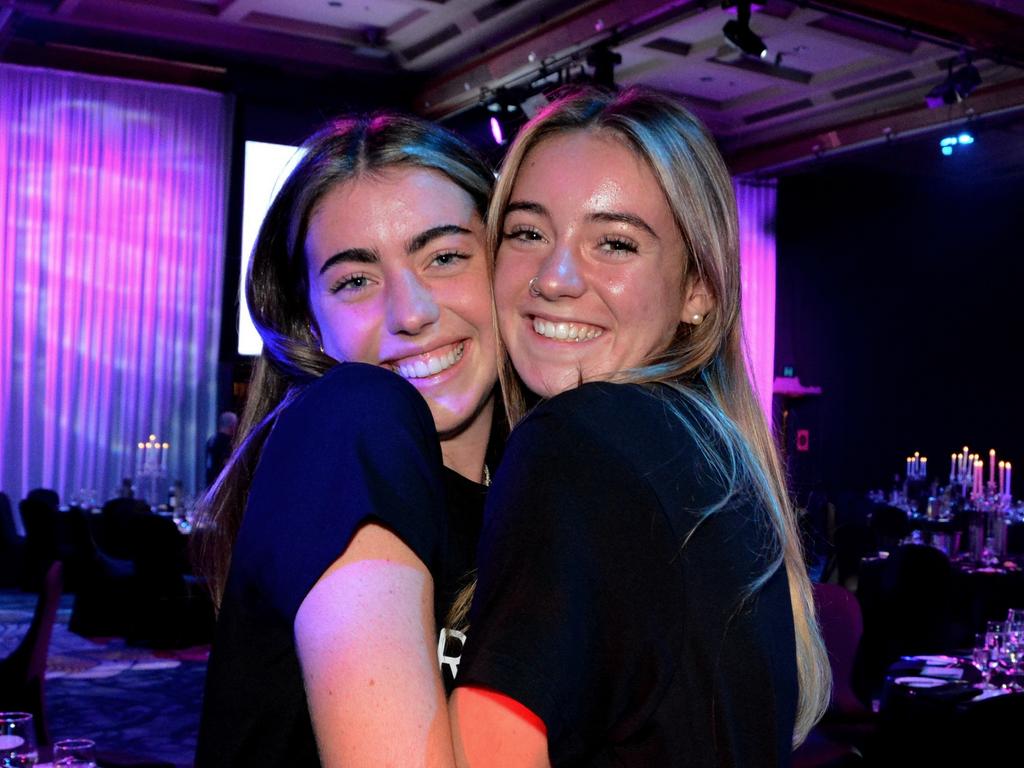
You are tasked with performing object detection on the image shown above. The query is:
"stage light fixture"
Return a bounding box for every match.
[722,1,767,59]
[586,45,622,89]
[926,61,982,108]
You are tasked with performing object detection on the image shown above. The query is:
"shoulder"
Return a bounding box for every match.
[295,362,428,413]
[515,381,696,457]
[490,383,673,524]
[277,363,435,441]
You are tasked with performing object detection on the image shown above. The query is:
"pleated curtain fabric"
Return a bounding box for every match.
[734,179,778,424]
[0,63,231,502]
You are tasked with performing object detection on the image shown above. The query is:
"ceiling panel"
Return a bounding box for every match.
[2,0,1023,173]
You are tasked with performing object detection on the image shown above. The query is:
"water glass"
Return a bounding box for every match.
[52,738,96,768]
[0,712,37,767]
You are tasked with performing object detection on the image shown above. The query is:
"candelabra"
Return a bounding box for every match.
[135,433,169,508]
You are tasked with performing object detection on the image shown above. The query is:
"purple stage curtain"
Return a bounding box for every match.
[0,64,231,504]
[734,179,777,424]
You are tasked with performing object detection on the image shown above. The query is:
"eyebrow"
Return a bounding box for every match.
[318,248,378,276]
[505,200,546,216]
[317,223,471,276]
[406,224,471,255]
[504,200,659,240]
[588,211,659,240]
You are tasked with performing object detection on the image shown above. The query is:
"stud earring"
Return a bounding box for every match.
[691,313,703,325]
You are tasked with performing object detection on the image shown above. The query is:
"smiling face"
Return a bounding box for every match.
[305,167,496,441]
[494,131,690,398]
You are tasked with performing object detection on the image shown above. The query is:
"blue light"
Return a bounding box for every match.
[939,131,975,156]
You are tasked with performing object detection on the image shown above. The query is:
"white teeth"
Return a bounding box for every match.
[532,318,602,342]
[395,342,464,379]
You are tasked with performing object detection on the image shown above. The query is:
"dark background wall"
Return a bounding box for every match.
[775,144,1023,499]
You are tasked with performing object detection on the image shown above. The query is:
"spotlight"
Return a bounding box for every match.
[938,131,975,156]
[586,45,622,89]
[489,116,505,145]
[722,1,767,59]
[952,63,981,99]
[926,61,982,108]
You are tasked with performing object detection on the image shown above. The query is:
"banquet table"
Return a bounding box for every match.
[858,550,1024,640]
[876,654,1023,763]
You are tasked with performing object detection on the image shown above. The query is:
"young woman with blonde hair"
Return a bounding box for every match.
[450,86,830,767]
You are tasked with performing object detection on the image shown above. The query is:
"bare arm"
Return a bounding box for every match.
[294,523,455,768]
[450,686,550,768]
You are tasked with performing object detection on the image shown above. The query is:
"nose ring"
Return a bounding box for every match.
[528,276,542,297]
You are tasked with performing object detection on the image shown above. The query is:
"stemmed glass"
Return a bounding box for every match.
[0,712,38,767]
[1005,609,1024,689]
[972,633,996,689]
[52,738,96,768]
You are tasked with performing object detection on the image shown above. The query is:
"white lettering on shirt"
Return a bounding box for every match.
[437,627,467,679]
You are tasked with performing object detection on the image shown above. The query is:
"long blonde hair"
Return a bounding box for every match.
[476,85,830,746]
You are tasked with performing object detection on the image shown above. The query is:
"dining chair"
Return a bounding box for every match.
[67,505,138,638]
[858,544,958,699]
[0,561,63,746]
[19,491,61,591]
[868,504,910,552]
[812,583,878,757]
[0,491,26,587]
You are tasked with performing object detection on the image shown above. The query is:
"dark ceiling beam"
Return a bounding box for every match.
[0,6,15,55]
[54,0,83,14]
[726,74,1024,175]
[6,0,390,75]
[415,0,708,118]
[218,0,261,24]
[809,0,1024,64]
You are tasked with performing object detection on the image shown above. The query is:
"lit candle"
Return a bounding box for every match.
[906,456,912,478]
[1006,462,1012,497]
[950,453,957,483]
[989,449,996,485]
[162,442,170,471]
[999,461,1006,494]
[920,457,927,478]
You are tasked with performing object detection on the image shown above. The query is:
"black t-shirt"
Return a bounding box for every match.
[456,382,798,768]
[195,363,485,767]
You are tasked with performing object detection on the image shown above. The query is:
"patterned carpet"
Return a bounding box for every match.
[0,590,206,768]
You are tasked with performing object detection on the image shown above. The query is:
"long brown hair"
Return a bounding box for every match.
[471,86,830,746]
[194,114,494,608]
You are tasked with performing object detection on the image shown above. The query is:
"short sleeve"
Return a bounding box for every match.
[236,363,446,622]
[455,389,681,763]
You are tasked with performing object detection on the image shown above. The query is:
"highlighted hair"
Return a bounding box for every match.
[478,85,830,746]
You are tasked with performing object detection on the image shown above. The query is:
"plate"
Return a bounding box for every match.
[906,654,959,665]
[894,676,947,688]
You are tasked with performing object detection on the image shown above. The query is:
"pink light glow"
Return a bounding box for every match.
[1,63,229,501]
[734,180,777,425]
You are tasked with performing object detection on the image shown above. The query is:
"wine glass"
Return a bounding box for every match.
[52,738,96,768]
[0,712,38,767]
